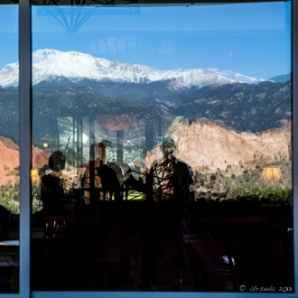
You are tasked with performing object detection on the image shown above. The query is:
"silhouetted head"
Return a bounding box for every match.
[132,157,145,169]
[90,142,106,164]
[49,150,66,172]
[160,138,176,158]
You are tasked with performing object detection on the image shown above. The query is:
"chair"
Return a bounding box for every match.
[183,232,237,291]
[0,243,19,292]
[42,220,70,290]
[81,231,139,290]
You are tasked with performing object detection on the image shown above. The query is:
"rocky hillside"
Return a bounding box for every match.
[0,118,292,192]
[174,119,290,170]
[0,137,50,186]
[145,118,292,192]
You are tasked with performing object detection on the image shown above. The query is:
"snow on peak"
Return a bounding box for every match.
[0,49,263,88]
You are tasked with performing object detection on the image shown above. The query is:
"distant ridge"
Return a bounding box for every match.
[269,74,291,83]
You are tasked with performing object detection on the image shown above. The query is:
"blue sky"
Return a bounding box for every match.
[0,1,292,79]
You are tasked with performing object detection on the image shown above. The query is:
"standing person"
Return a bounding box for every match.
[83,142,122,203]
[82,142,106,204]
[139,138,194,290]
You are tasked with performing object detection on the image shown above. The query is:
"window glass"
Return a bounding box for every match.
[0,4,20,293]
[30,2,293,292]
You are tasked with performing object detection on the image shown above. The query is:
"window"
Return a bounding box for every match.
[0,3,20,294]
[28,1,294,294]
[0,0,297,297]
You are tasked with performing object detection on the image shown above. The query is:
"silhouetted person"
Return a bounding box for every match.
[83,142,123,203]
[97,160,122,202]
[0,205,11,240]
[40,150,67,214]
[139,138,194,290]
[123,157,146,200]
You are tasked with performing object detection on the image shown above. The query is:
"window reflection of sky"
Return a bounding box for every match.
[31,2,291,79]
[0,5,18,69]
[0,2,291,79]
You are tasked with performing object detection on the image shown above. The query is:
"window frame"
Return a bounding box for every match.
[12,0,298,297]
[19,0,31,297]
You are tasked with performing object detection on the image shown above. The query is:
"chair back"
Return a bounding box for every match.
[183,232,236,291]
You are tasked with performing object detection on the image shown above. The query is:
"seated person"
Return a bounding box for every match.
[123,157,146,200]
[0,205,11,240]
[40,150,68,214]
[127,157,146,182]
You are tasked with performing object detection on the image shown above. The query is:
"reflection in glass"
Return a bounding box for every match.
[0,4,19,293]
[30,2,293,292]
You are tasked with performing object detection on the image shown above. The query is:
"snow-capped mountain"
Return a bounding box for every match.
[0,49,263,89]
[0,48,290,138]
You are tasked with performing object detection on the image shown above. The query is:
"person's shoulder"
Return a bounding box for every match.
[175,158,189,167]
[41,173,51,182]
[42,172,60,183]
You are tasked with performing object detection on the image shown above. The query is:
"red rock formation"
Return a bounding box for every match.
[0,137,50,186]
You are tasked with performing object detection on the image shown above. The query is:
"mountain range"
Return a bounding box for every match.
[0,49,264,89]
[0,49,291,141]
